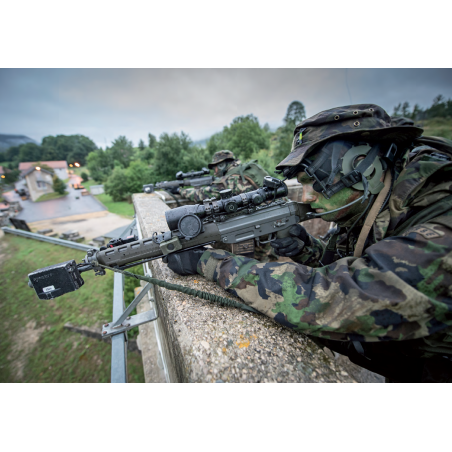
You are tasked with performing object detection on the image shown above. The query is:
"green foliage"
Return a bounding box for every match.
[52,174,66,194]
[148,133,157,149]
[205,114,270,163]
[86,149,114,182]
[41,134,97,165]
[225,115,270,161]
[136,146,154,163]
[104,167,129,202]
[138,139,145,150]
[392,95,452,120]
[274,100,307,164]
[109,136,134,168]
[152,131,209,181]
[1,134,97,167]
[125,160,153,195]
[420,117,452,140]
[81,171,89,182]
[1,166,20,184]
[36,191,67,202]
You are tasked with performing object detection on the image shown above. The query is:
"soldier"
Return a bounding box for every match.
[179,150,278,262]
[166,104,452,382]
[178,150,264,202]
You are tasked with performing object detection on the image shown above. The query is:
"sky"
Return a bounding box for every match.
[1,68,451,149]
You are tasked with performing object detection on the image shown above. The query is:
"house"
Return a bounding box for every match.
[23,166,55,201]
[19,160,68,181]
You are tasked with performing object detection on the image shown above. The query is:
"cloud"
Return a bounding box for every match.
[1,68,451,148]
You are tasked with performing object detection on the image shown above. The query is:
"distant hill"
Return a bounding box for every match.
[0,134,38,152]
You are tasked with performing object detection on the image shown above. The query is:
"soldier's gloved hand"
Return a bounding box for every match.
[270,224,310,257]
[169,187,181,195]
[162,247,207,276]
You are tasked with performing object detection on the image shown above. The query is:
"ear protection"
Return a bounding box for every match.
[299,140,387,219]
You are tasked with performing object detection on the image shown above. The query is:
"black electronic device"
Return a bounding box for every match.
[28,260,84,300]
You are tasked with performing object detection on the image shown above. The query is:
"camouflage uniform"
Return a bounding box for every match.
[180,151,278,262]
[179,151,258,202]
[194,105,452,381]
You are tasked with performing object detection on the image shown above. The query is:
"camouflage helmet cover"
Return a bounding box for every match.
[276,104,424,169]
[208,150,236,168]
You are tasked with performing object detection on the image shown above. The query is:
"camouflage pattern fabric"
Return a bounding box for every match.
[196,145,452,345]
[208,150,235,168]
[276,104,423,170]
[179,161,256,202]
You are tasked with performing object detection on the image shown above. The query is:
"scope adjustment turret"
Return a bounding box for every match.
[224,200,238,213]
[219,189,233,200]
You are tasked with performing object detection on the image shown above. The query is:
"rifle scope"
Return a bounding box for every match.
[176,167,210,180]
[165,176,287,233]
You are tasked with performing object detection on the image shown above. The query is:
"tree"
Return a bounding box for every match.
[148,133,157,149]
[108,136,134,168]
[138,139,145,150]
[18,143,42,162]
[283,101,306,125]
[104,167,129,202]
[52,175,66,194]
[401,101,411,117]
[81,172,89,182]
[275,101,307,164]
[222,114,270,161]
[41,134,97,165]
[86,149,114,182]
[125,161,153,194]
[152,131,208,181]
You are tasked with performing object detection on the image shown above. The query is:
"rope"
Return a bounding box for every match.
[96,263,259,314]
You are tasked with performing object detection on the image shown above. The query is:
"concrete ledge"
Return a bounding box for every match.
[133,192,368,383]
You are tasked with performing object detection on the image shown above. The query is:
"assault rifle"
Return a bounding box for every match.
[143,167,213,194]
[28,176,313,302]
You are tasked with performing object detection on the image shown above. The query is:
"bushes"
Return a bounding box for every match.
[52,175,66,194]
[104,161,153,202]
[81,171,89,182]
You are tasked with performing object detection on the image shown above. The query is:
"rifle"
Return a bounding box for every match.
[143,167,214,194]
[28,176,313,302]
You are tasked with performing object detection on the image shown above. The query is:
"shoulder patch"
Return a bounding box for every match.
[404,225,442,239]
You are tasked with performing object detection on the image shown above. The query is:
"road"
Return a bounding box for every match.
[4,174,106,223]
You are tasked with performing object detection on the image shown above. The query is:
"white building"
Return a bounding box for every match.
[19,160,68,181]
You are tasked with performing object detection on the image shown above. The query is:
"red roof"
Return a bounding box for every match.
[19,161,68,171]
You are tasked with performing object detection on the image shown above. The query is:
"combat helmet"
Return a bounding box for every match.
[276,104,423,170]
[208,150,236,169]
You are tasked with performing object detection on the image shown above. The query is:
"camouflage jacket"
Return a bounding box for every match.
[179,161,257,202]
[196,144,452,348]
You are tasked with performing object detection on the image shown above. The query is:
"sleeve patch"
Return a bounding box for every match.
[405,226,442,239]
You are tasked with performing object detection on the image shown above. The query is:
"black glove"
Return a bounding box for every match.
[169,187,181,195]
[162,247,207,276]
[270,224,310,257]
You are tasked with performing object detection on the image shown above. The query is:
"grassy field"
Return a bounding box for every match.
[419,117,452,140]
[36,191,68,202]
[0,235,144,383]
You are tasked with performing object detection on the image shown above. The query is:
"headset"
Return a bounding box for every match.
[282,140,397,219]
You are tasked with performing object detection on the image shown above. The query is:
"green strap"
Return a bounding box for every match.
[389,194,452,237]
[97,263,259,314]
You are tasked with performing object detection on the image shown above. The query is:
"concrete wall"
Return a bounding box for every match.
[133,192,362,383]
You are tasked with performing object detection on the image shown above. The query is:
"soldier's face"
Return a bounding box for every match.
[297,171,364,223]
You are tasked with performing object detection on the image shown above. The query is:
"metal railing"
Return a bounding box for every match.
[2,227,98,252]
[4,222,159,383]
